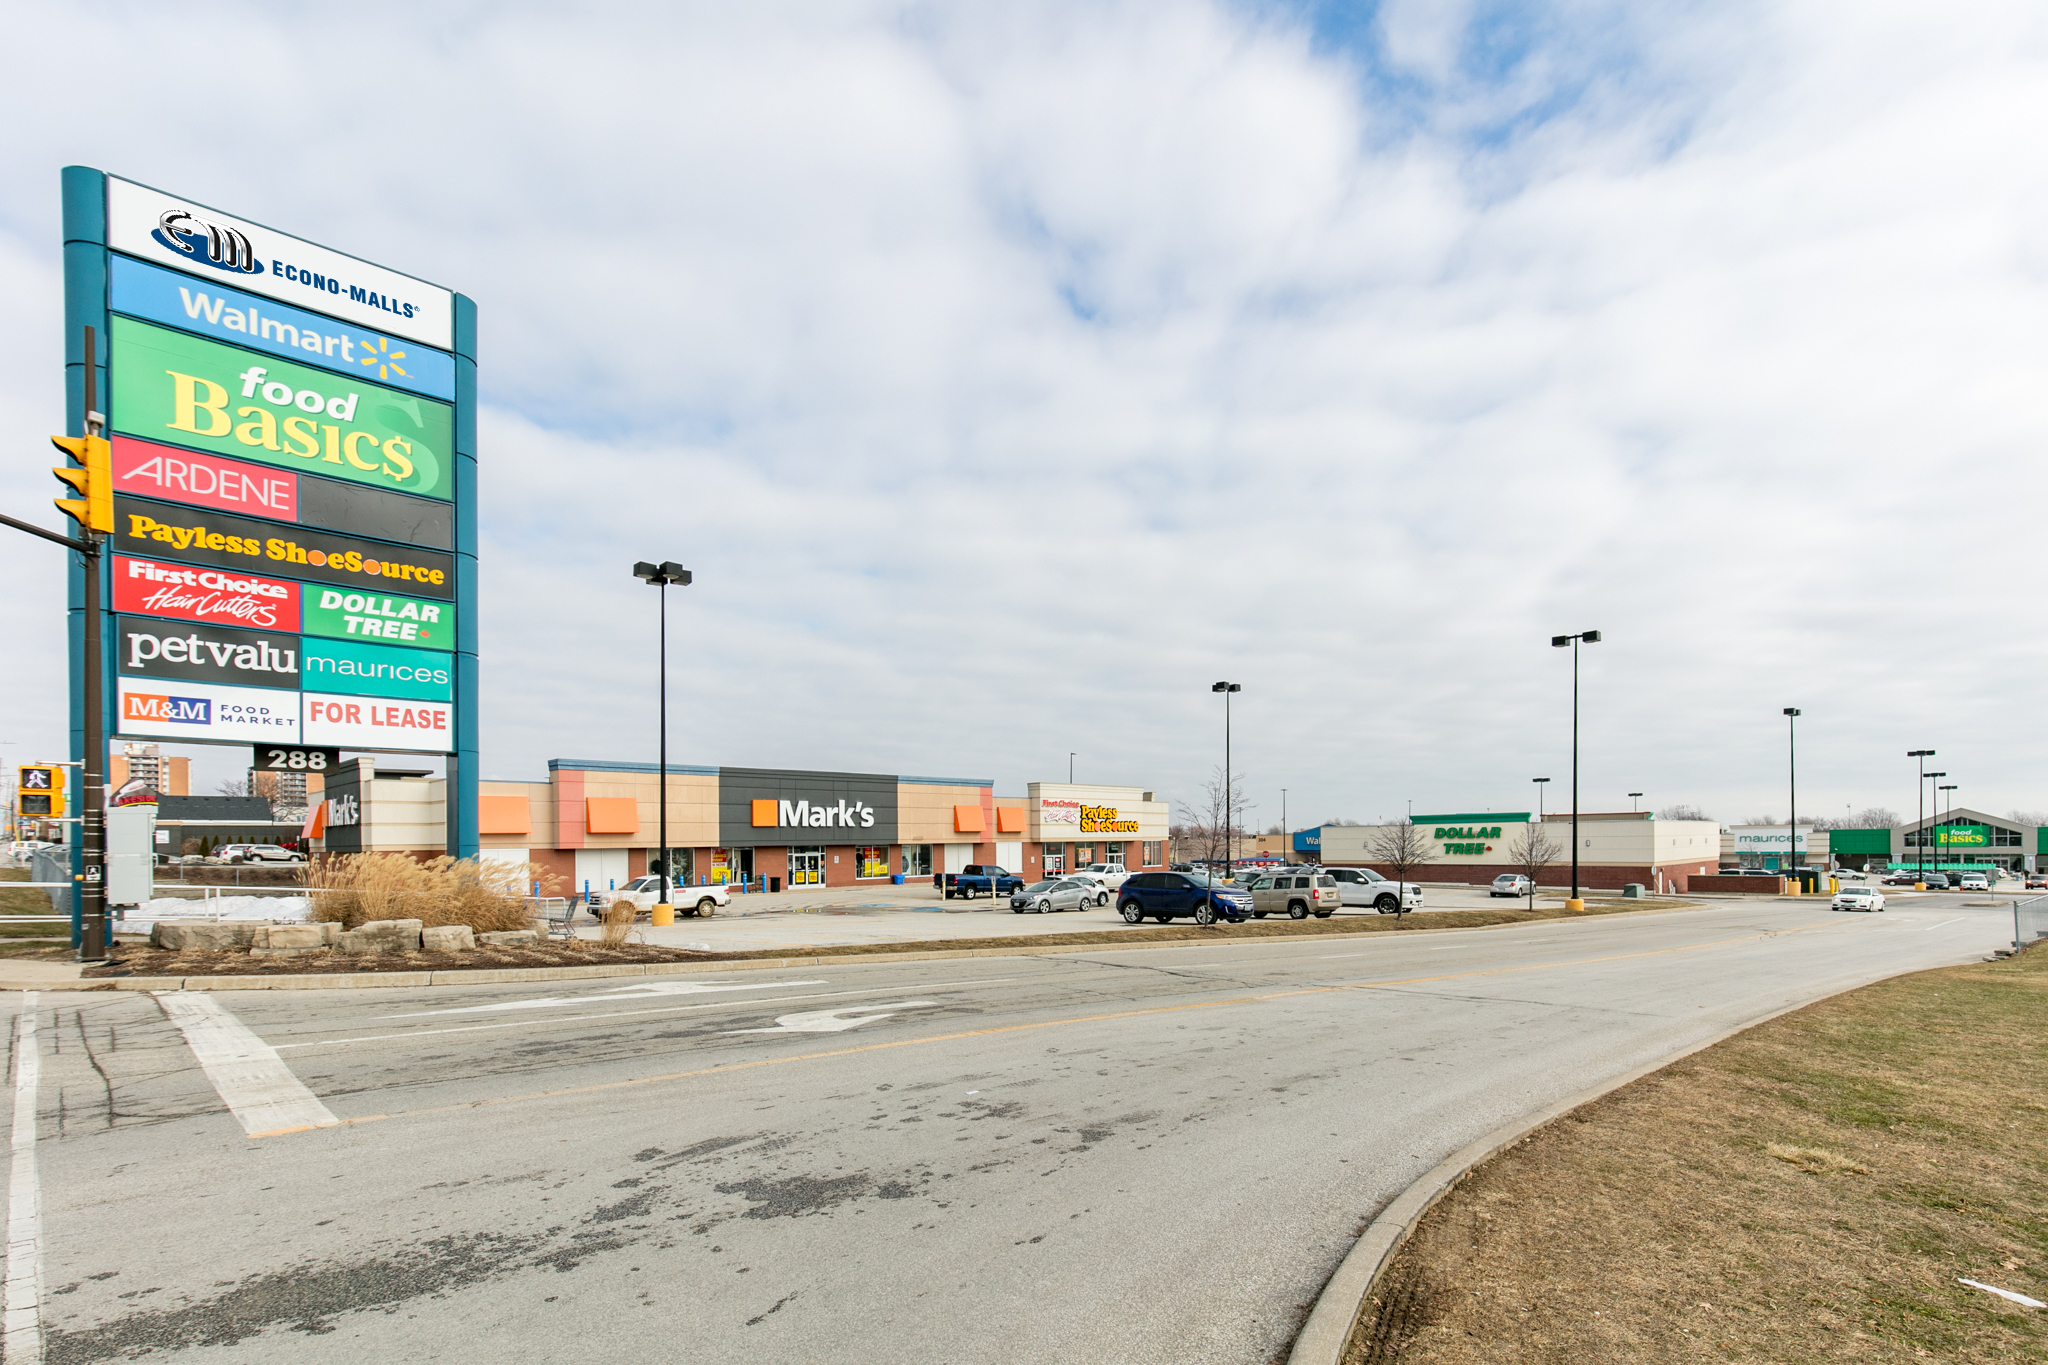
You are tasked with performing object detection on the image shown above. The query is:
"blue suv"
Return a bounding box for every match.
[1116,872,1253,925]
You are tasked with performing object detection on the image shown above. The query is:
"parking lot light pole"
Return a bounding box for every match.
[1532,777,1550,821]
[1907,750,1934,881]
[634,561,691,920]
[1550,631,1601,910]
[1211,681,1241,920]
[1924,771,1947,878]
[1628,791,1642,813]
[1939,782,1958,875]
[1783,709,1801,891]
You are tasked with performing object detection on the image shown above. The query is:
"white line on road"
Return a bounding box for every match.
[156,993,340,1137]
[4,996,41,1365]
[1919,917,1966,932]
[273,978,1023,1051]
[725,1002,938,1035]
[381,978,831,1019]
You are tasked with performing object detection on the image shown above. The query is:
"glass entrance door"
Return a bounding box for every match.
[788,846,824,886]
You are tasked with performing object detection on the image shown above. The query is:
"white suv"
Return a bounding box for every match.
[1325,867,1425,913]
[218,844,305,864]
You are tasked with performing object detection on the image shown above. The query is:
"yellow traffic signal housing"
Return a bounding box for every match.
[18,765,62,818]
[51,435,112,533]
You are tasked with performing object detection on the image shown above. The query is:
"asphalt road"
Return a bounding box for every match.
[12,898,2011,1365]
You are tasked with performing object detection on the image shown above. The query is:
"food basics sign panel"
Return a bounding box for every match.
[110,255,455,401]
[301,694,453,753]
[110,318,451,502]
[115,677,300,743]
[106,176,453,349]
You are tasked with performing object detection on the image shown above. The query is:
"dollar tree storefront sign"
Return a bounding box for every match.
[1418,812,1531,858]
[110,317,451,501]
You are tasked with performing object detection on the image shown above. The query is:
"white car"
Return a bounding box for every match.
[1058,871,1115,906]
[1831,886,1886,913]
[1325,867,1425,913]
[1834,869,1869,882]
[605,877,731,918]
[1010,878,1095,914]
[1955,871,1990,892]
[1489,874,1533,898]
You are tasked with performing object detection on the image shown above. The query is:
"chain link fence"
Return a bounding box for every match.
[2015,896,2048,952]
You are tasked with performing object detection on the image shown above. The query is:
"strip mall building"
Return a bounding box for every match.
[1313,810,1723,894]
[311,759,1168,894]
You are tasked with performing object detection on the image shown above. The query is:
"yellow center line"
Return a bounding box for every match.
[246,920,1840,1138]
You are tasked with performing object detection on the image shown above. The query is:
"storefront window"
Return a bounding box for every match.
[901,844,932,877]
[1105,841,1125,865]
[654,847,694,883]
[788,846,824,886]
[1075,844,1094,866]
[857,846,889,879]
[1042,843,1065,873]
[708,847,731,883]
[1141,841,1161,867]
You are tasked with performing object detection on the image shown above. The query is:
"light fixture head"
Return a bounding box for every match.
[1784,707,1801,717]
[633,561,692,586]
[1581,630,1601,643]
[1907,749,1935,757]
[1550,635,1571,647]
[1533,776,1550,783]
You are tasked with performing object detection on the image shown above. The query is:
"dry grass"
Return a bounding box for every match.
[1345,943,2048,1365]
[305,853,558,933]
[599,901,636,948]
[0,868,70,940]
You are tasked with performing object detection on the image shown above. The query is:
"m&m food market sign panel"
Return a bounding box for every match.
[64,168,480,854]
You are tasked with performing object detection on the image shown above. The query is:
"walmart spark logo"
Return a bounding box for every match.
[357,336,409,383]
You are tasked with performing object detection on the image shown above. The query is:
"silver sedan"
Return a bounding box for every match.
[1011,878,1095,914]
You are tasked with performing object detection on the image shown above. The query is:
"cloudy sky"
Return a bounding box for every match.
[2,1,2043,831]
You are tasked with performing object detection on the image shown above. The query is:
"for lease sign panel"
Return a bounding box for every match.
[301,694,453,753]
[106,176,453,348]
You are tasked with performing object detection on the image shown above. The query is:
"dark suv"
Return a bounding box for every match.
[1116,872,1253,924]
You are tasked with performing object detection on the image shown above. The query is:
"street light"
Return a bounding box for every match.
[1628,791,1643,813]
[1907,750,1934,879]
[1783,709,1801,889]
[1069,752,1075,784]
[1550,630,1601,909]
[1938,782,1958,876]
[1924,771,1947,878]
[1532,777,1550,821]
[1211,681,1241,920]
[634,560,691,920]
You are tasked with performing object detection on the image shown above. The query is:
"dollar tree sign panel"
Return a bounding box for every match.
[62,168,479,857]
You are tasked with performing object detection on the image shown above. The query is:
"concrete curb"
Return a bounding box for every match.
[3,902,1703,993]
[1284,996,1818,1365]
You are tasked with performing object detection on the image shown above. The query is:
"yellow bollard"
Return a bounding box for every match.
[1565,897,1586,913]
[652,902,674,927]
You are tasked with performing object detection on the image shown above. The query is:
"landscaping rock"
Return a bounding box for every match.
[250,924,330,956]
[342,919,425,954]
[422,924,476,953]
[151,922,257,951]
[477,930,540,947]
[318,921,341,946]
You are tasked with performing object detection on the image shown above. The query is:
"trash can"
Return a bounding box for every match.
[891,873,905,885]
[1622,883,1644,899]
[769,876,781,893]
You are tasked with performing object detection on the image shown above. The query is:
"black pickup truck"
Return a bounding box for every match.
[939,865,1027,899]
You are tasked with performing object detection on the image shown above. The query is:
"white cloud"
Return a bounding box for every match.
[1,1,2045,826]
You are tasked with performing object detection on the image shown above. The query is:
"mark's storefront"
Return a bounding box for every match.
[404,765,1169,896]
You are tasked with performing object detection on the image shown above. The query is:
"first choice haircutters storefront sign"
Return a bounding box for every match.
[75,167,477,808]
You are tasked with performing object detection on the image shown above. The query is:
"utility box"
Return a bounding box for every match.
[105,801,156,906]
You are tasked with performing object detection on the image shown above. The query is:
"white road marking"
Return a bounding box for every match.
[4,997,41,1365]
[156,993,340,1137]
[725,1002,938,1035]
[276,978,1021,1051]
[1919,917,1966,932]
[383,978,832,1018]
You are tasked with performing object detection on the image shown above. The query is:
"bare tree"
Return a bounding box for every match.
[1362,821,1438,916]
[216,775,250,797]
[1196,767,1247,868]
[1656,803,1712,822]
[1742,813,1779,827]
[217,772,280,819]
[1506,822,1564,912]
[2009,810,2048,828]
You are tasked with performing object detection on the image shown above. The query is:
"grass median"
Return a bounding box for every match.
[1345,939,2046,1364]
[0,868,70,941]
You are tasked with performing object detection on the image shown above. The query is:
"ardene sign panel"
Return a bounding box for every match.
[106,176,453,348]
[719,768,899,847]
[112,437,453,549]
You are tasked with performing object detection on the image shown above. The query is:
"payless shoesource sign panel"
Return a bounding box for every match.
[71,169,477,843]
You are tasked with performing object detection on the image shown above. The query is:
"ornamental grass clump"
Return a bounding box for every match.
[307,853,555,933]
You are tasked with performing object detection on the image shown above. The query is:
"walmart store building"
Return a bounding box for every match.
[316,760,1169,895]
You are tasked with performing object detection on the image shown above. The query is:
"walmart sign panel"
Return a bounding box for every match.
[65,167,481,854]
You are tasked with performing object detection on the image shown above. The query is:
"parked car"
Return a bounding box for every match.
[1323,867,1425,914]
[1955,870,1990,892]
[1880,869,1923,886]
[1244,871,1340,920]
[1489,874,1533,898]
[1834,869,1868,882]
[1059,871,1115,906]
[942,865,1027,899]
[1011,879,1094,914]
[1921,873,1951,890]
[217,844,305,864]
[1078,863,1131,889]
[1115,871,1253,924]
[607,876,731,918]
[1831,885,1886,913]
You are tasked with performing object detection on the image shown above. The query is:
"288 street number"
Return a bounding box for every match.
[255,746,341,772]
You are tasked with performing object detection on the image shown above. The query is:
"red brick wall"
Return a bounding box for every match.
[755,846,789,889]
[525,847,574,897]
[826,845,856,888]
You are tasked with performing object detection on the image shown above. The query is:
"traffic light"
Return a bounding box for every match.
[18,765,62,818]
[51,434,112,534]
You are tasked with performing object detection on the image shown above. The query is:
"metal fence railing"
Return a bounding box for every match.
[2014,897,2048,953]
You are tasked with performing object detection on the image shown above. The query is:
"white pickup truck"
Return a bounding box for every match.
[1323,867,1425,914]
